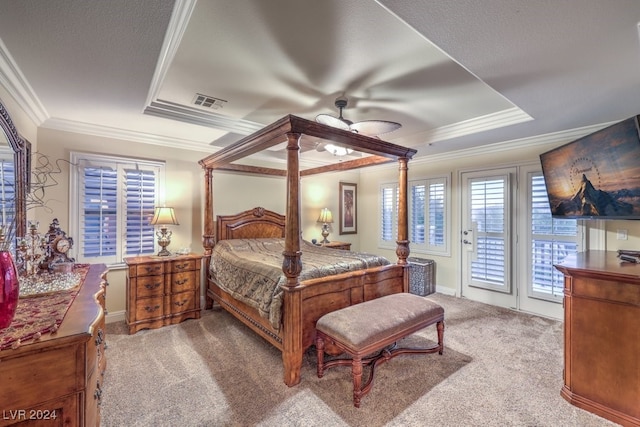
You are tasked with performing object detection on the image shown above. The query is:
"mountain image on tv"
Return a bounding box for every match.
[540,115,640,219]
[552,173,634,217]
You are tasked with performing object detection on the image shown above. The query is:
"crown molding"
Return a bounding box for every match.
[144,99,264,135]
[396,107,533,148]
[41,117,211,152]
[141,0,266,137]
[144,0,198,106]
[415,121,614,164]
[0,38,48,125]
[362,121,615,173]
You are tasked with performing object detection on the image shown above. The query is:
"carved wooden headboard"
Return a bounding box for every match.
[215,207,286,242]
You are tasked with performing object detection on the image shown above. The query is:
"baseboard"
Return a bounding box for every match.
[106,310,126,324]
[435,285,457,297]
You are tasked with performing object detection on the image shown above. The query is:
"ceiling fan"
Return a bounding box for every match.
[315,96,402,137]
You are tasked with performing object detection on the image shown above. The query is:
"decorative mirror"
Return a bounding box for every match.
[0,100,31,245]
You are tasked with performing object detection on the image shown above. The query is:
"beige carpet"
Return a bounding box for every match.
[102,294,618,427]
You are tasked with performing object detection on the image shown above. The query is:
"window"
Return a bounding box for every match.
[70,152,164,265]
[409,177,449,255]
[380,183,397,245]
[529,171,579,301]
[380,175,450,255]
[0,148,15,232]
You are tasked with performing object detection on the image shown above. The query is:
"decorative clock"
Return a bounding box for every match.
[40,218,75,270]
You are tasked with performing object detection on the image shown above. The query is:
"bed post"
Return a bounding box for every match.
[396,157,410,266]
[202,167,216,308]
[202,167,215,256]
[281,131,303,387]
[396,157,411,293]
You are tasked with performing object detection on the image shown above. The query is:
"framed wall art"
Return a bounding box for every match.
[339,182,357,234]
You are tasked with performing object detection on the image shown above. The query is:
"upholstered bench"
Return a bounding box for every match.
[315,292,445,407]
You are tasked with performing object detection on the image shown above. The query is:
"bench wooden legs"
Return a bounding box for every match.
[316,320,445,408]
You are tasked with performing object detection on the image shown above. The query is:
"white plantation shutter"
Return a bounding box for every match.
[530,172,578,300]
[470,177,507,286]
[71,153,164,265]
[410,183,425,244]
[380,183,397,245]
[383,177,450,253]
[429,181,445,247]
[408,177,449,255]
[124,169,156,255]
[81,166,118,259]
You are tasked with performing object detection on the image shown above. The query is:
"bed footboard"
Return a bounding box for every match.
[207,263,408,385]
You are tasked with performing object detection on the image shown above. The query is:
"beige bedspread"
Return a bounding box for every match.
[209,238,390,329]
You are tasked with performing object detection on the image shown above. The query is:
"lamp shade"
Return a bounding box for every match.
[150,207,179,226]
[317,208,333,223]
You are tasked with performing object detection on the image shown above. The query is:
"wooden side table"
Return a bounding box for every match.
[319,241,351,251]
[125,253,202,334]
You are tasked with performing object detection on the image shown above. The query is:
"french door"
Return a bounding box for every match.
[461,168,516,309]
[460,165,580,319]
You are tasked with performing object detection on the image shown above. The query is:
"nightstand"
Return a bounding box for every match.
[320,241,351,251]
[125,253,202,334]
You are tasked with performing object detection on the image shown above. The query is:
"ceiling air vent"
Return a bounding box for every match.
[193,93,227,109]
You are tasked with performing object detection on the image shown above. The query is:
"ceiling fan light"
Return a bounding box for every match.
[325,143,352,156]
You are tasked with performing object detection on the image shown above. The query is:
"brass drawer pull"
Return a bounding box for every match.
[174,300,188,307]
[144,305,160,312]
[95,329,105,346]
[143,266,162,273]
[175,278,189,286]
[144,282,162,290]
[94,382,102,405]
[175,263,189,270]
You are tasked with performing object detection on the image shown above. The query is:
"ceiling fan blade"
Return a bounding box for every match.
[315,114,351,131]
[351,120,402,137]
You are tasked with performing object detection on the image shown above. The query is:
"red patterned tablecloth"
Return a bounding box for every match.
[0,265,90,350]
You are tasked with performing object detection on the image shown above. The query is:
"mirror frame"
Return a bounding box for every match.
[0,100,30,242]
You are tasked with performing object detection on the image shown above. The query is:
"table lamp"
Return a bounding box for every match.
[317,208,333,244]
[150,207,179,256]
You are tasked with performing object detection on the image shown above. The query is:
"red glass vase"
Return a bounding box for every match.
[0,251,19,329]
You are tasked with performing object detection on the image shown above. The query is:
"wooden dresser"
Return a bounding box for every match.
[125,253,202,334]
[554,251,640,427]
[0,264,108,427]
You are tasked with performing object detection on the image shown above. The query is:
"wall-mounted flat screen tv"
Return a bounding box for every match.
[539,115,640,219]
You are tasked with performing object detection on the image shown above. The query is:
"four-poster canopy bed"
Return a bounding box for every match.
[199,114,417,386]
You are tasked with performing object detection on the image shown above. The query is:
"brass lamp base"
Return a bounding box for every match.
[156,227,173,256]
[320,224,330,244]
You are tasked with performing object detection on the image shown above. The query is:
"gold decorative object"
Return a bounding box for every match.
[150,207,179,256]
[16,221,46,276]
[317,208,333,244]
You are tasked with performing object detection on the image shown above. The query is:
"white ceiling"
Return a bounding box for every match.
[0,0,639,163]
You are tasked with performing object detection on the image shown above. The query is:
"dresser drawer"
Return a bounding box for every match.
[170,258,196,273]
[170,271,196,293]
[136,263,164,276]
[0,345,79,409]
[135,275,165,297]
[170,291,196,314]
[135,296,164,320]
